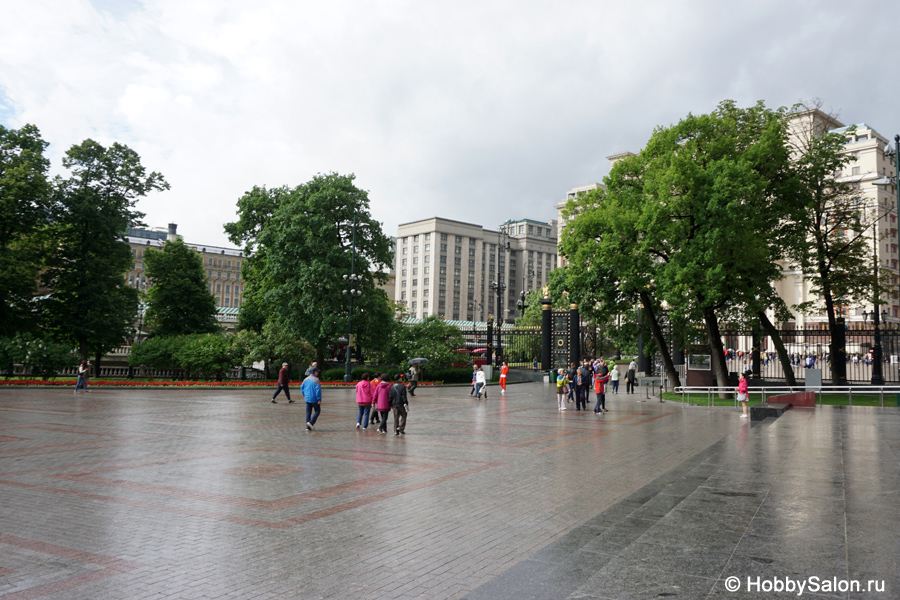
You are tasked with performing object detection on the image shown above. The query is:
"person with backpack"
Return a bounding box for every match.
[389,373,409,435]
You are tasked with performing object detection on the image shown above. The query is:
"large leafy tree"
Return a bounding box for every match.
[225,173,394,363]
[143,238,219,337]
[42,140,168,369]
[0,124,52,336]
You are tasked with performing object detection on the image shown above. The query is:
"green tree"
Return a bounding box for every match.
[42,140,169,372]
[232,321,315,377]
[174,333,234,380]
[225,173,393,363]
[0,333,78,379]
[387,315,466,367]
[0,124,52,336]
[128,336,180,374]
[783,104,886,383]
[143,238,219,337]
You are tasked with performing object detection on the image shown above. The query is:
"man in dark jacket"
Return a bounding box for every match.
[389,374,409,435]
[272,362,293,404]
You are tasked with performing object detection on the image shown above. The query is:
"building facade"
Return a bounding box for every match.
[394,217,558,322]
[776,110,899,328]
[126,224,246,309]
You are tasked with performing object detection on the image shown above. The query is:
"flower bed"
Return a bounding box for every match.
[0,379,439,388]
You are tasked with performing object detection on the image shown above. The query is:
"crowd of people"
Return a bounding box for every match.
[554,358,637,413]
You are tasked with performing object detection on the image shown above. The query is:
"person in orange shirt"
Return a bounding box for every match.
[499,361,509,394]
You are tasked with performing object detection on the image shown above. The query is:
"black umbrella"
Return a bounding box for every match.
[408,358,429,365]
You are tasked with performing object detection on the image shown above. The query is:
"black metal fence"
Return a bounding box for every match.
[455,323,542,370]
[657,325,900,384]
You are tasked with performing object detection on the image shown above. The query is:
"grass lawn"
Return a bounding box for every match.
[661,391,899,408]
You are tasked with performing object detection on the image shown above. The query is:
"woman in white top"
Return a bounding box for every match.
[75,361,89,394]
[474,366,487,399]
[610,365,621,393]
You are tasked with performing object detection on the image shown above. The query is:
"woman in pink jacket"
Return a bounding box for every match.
[373,374,393,435]
[736,373,749,418]
[355,372,375,430]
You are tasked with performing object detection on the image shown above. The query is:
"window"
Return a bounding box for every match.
[468,281,475,289]
[424,289,429,297]
[439,289,446,297]
[489,264,495,272]
[441,233,447,240]
[440,278,447,286]
[499,266,505,273]
[402,247,408,254]
[423,301,428,308]
[414,235,419,241]
[490,244,496,251]
[454,280,460,288]
[537,227,542,236]
[455,246,462,254]
[424,278,429,285]
[402,258,407,266]
[455,235,462,243]
[454,257,461,265]
[469,248,475,256]
[412,279,418,286]
[439,300,446,309]
[413,257,419,264]
[499,255,505,264]
[528,225,534,234]
[425,255,430,263]
[425,233,430,240]
[216,284,221,292]
[468,260,475,268]
[424,266,430,274]
[413,268,418,275]
[413,245,418,253]
[518,225,525,234]
[402,269,407,276]
[440,255,447,263]
[440,267,447,274]
[402,280,407,287]
[469,238,476,245]
[441,244,447,252]
[401,291,406,300]
[852,167,860,175]
[490,254,495,261]
[412,301,417,310]
[412,290,417,297]
[454,268,461,277]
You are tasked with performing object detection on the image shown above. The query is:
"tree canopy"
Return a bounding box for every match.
[225,173,394,362]
[42,139,168,364]
[143,238,219,337]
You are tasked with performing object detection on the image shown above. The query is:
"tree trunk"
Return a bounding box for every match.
[700,304,730,395]
[93,350,102,379]
[639,292,681,388]
[758,311,797,386]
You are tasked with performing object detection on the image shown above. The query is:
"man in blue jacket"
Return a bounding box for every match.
[301,367,322,431]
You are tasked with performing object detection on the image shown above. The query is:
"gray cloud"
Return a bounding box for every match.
[2,0,898,247]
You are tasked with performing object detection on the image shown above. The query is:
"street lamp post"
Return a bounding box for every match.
[490,280,506,365]
[873,134,900,388]
[863,307,886,385]
[342,211,361,383]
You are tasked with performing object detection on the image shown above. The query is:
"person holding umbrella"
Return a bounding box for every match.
[408,358,427,396]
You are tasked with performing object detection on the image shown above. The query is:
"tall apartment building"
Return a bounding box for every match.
[554,183,604,269]
[394,217,558,322]
[126,224,246,309]
[776,109,899,327]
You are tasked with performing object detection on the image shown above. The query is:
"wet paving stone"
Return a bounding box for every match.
[1,385,898,598]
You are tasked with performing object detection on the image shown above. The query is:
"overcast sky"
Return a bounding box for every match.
[2,0,899,248]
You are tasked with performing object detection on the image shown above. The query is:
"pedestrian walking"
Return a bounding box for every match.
[474,365,487,399]
[373,373,392,434]
[389,374,409,435]
[470,364,478,396]
[556,368,569,411]
[566,362,578,402]
[625,363,637,395]
[408,364,419,396]
[499,361,508,394]
[301,367,322,430]
[74,360,89,394]
[271,362,292,403]
[304,361,318,376]
[355,373,374,430]
[610,364,621,394]
[593,369,610,413]
[574,364,587,410]
[736,373,749,419]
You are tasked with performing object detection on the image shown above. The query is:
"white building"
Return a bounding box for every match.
[394,217,558,322]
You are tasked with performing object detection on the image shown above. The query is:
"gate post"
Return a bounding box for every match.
[833,317,847,385]
[751,321,761,379]
[486,316,494,367]
[541,297,552,371]
[569,302,580,366]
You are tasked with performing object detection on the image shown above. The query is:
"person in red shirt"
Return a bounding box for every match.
[271,362,292,404]
[499,361,509,394]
